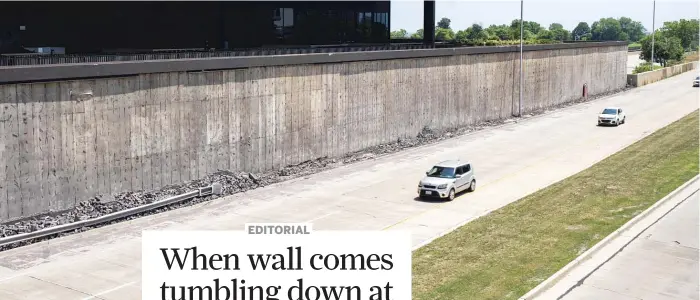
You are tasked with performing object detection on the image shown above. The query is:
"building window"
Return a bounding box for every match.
[379,12,388,27]
[273,8,294,42]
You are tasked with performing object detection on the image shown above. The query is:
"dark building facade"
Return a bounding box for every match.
[0,1,391,54]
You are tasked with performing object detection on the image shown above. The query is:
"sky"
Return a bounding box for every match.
[390,0,700,33]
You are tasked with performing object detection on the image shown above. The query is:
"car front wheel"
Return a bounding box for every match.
[468,180,476,192]
[448,189,455,201]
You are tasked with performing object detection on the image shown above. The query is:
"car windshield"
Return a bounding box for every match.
[602,108,617,115]
[696,76,699,80]
[427,166,455,178]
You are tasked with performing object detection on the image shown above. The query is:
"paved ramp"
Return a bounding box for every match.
[628,51,644,74]
[0,72,697,299]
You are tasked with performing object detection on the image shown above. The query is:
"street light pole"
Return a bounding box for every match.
[519,0,523,117]
[651,0,656,66]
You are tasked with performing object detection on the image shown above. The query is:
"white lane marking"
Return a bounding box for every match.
[305,211,339,223]
[79,280,139,300]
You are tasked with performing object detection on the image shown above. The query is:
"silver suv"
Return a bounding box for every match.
[418,160,476,201]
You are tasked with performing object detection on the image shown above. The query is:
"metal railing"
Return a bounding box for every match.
[0,183,223,248]
[0,44,434,67]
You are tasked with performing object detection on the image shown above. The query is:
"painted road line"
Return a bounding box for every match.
[79,281,139,300]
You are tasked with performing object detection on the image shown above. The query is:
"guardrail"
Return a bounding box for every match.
[0,183,223,248]
[1,40,627,67]
[0,44,434,67]
[0,41,629,84]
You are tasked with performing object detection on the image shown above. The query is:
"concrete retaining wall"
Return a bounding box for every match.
[0,44,628,221]
[627,61,698,87]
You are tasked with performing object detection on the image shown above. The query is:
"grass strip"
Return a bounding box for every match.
[412,110,699,300]
[683,51,698,64]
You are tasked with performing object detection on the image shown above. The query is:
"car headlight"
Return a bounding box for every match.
[437,184,448,189]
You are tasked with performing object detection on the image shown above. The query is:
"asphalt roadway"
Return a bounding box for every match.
[533,178,699,300]
[0,72,697,299]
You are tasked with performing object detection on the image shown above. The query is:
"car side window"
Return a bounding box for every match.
[464,164,471,172]
[455,167,464,175]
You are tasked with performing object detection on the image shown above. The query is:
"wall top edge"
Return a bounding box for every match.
[0,41,628,84]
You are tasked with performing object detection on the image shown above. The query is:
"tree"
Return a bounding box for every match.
[435,27,455,41]
[549,23,563,31]
[390,29,408,39]
[455,24,491,44]
[618,17,646,42]
[640,31,684,66]
[437,17,451,30]
[591,18,623,41]
[549,23,570,41]
[466,24,489,41]
[485,24,512,40]
[662,19,700,51]
[410,29,424,39]
[619,32,630,41]
[455,30,468,43]
[572,22,591,40]
[536,29,555,41]
[510,19,543,36]
[526,21,543,35]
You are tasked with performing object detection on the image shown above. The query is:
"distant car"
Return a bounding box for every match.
[418,160,476,201]
[598,107,626,126]
[693,75,699,87]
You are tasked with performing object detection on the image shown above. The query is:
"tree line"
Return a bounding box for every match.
[390,17,697,49]
[639,19,699,67]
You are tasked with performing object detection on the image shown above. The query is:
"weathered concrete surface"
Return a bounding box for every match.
[533,178,699,300]
[0,45,628,221]
[627,61,698,87]
[0,70,693,300]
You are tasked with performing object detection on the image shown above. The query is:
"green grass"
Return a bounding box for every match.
[412,111,700,300]
[632,62,665,74]
[683,51,698,64]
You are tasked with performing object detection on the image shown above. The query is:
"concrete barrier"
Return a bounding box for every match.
[0,44,628,221]
[627,61,698,87]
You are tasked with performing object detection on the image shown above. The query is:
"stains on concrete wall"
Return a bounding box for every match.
[0,45,628,221]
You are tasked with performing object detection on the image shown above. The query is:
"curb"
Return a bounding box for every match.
[519,174,700,300]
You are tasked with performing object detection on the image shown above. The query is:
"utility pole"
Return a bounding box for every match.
[519,0,524,117]
[651,0,656,66]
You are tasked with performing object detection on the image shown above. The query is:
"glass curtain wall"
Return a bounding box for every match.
[272,1,389,45]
